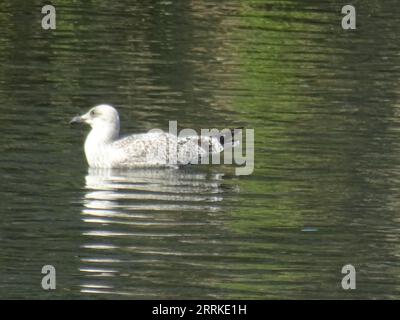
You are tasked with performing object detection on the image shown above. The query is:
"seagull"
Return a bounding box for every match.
[70,104,239,169]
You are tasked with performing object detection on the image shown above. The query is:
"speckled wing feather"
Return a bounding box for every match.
[109,131,231,168]
[110,132,175,167]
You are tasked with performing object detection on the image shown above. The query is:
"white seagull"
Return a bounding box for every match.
[70,104,238,168]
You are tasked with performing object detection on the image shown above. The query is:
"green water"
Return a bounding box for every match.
[1,0,400,299]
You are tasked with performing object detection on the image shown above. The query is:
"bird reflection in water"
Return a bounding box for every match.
[79,167,229,297]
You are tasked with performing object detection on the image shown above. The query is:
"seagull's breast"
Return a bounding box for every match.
[84,128,117,168]
[84,139,109,168]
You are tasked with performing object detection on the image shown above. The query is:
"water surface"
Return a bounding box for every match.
[1,0,400,299]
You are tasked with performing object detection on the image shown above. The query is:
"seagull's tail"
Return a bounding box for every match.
[209,127,243,152]
[221,128,242,148]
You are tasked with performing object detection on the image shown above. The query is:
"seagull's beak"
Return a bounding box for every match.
[70,114,88,125]
[69,116,83,125]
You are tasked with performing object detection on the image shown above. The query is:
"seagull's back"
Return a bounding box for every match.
[110,131,212,168]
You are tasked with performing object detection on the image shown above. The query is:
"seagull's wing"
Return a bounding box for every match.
[109,130,240,167]
[110,132,177,167]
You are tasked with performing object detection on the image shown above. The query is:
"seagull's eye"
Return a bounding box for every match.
[90,110,96,116]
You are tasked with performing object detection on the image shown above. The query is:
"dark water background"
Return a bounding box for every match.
[1,0,400,299]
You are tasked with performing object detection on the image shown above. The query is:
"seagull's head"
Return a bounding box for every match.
[70,104,120,130]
